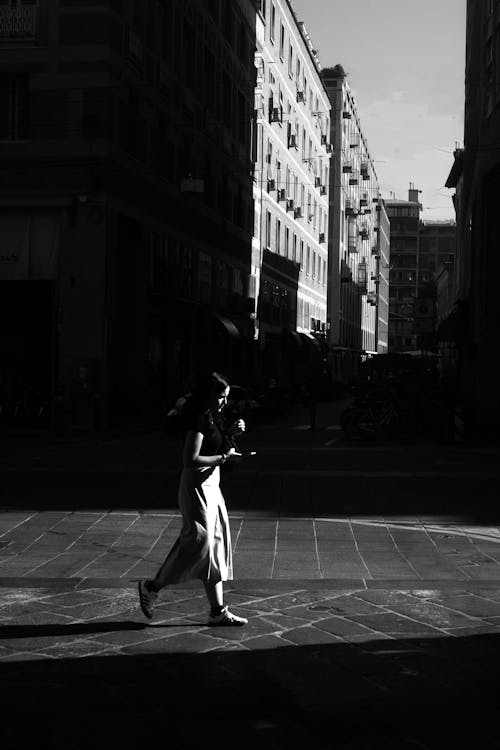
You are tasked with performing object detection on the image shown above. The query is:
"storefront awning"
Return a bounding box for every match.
[298,332,321,350]
[213,312,241,340]
[288,331,303,348]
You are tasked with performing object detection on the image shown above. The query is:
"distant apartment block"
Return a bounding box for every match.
[321,64,388,382]
[253,0,331,380]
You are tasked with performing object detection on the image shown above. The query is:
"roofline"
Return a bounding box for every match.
[286,0,330,100]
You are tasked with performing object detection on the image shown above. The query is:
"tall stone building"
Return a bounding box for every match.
[321,64,388,383]
[446,0,500,432]
[0,0,258,430]
[253,0,331,383]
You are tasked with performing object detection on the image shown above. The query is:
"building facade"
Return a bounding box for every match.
[0,0,259,429]
[321,65,387,383]
[447,0,500,432]
[385,186,456,354]
[253,0,330,383]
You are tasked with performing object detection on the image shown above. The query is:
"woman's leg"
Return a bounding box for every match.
[203,580,224,614]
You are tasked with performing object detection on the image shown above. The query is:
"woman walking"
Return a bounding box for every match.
[138,371,248,626]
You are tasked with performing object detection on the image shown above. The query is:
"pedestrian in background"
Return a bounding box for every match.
[138,371,248,626]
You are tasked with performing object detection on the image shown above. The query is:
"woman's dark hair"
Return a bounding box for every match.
[188,371,230,414]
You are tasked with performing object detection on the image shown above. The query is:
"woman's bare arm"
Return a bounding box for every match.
[183,430,226,468]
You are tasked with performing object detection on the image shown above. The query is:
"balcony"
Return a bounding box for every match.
[345,199,358,217]
[0,4,38,41]
[269,107,282,124]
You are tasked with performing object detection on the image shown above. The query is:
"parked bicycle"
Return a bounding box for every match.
[342,391,417,441]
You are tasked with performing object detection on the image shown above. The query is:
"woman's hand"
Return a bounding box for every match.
[227,419,246,437]
[225,447,243,462]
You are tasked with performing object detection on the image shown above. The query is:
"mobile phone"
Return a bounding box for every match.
[241,451,257,457]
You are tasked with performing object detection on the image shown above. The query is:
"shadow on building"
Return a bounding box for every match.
[0,0,258,432]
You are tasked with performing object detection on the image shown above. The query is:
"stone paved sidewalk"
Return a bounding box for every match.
[2,578,500,749]
[2,510,500,582]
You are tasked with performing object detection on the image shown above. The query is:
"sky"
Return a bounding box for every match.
[291,0,466,221]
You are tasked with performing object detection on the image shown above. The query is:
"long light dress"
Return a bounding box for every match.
[154,411,233,585]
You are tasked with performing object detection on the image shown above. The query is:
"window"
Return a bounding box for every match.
[285,227,290,258]
[312,251,316,279]
[300,239,304,268]
[306,245,311,275]
[198,251,212,303]
[0,75,29,141]
[279,22,285,59]
[276,218,281,254]
[258,0,267,19]
[270,3,276,42]
[288,43,293,77]
[296,57,301,83]
[293,234,297,262]
[265,210,272,248]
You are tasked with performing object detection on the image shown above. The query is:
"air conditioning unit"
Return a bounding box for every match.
[288,134,297,148]
[326,144,333,154]
[342,164,352,173]
[286,198,294,211]
[320,185,327,195]
[277,188,286,201]
[296,90,305,102]
[319,232,325,243]
[342,111,352,119]
[314,176,321,187]
[321,134,327,145]
[294,206,303,219]
[349,177,358,185]
[267,178,276,191]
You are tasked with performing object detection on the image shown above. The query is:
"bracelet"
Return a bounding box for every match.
[219,453,227,465]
